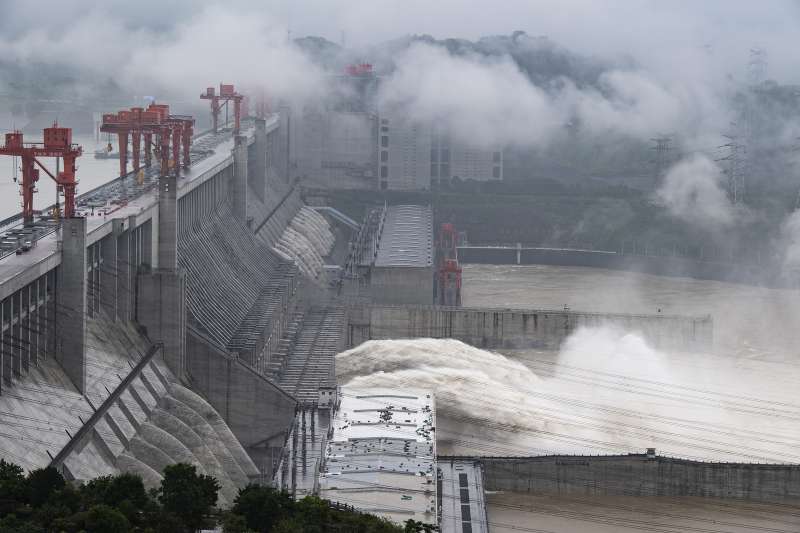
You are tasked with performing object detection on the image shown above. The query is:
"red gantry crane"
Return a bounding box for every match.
[0,124,82,224]
[101,103,195,178]
[436,222,462,306]
[201,83,245,135]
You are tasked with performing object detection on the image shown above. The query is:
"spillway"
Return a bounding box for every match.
[338,332,800,463]
[274,206,336,280]
[0,314,258,506]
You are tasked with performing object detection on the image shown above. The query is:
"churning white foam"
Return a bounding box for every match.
[337,328,800,462]
[273,207,335,280]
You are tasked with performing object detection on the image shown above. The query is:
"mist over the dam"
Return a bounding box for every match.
[338,267,800,464]
[2,1,800,532]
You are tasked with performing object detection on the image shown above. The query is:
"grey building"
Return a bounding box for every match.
[369,204,434,304]
[379,117,503,191]
[291,108,377,188]
[288,66,503,191]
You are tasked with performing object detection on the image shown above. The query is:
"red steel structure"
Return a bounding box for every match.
[201,83,245,135]
[0,124,82,223]
[436,223,462,306]
[345,63,373,76]
[101,103,194,178]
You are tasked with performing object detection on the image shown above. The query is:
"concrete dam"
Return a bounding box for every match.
[0,109,794,532]
[0,114,346,487]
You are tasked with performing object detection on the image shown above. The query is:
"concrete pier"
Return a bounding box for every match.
[252,118,268,201]
[157,173,178,270]
[233,135,249,225]
[138,271,187,379]
[99,218,122,319]
[56,217,87,393]
[139,172,187,378]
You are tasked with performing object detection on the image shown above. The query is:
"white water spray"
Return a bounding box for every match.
[273,207,335,280]
[337,329,800,463]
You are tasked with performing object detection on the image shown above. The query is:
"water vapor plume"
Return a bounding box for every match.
[653,154,738,230]
[377,41,729,151]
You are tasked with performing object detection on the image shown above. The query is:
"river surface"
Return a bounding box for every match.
[0,134,120,219]
[462,263,800,363]
[339,263,800,461]
[465,265,800,531]
[337,265,800,530]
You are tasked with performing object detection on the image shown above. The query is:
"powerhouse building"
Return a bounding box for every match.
[318,387,438,526]
[289,66,503,190]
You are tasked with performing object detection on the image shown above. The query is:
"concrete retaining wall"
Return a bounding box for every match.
[370,266,434,305]
[348,305,712,351]
[186,328,297,475]
[475,455,800,503]
[458,246,793,287]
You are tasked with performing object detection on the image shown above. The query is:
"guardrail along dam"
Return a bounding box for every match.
[1,110,799,532]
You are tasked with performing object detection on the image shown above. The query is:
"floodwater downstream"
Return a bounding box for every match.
[338,264,800,531]
[462,263,800,362]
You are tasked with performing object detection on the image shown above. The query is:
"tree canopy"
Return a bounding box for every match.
[0,460,435,533]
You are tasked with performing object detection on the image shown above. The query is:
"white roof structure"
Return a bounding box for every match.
[319,388,437,526]
[374,205,433,267]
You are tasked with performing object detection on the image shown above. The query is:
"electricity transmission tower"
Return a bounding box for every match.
[717,131,747,204]
[650,134,674,185]
[728,47,768,204]
[748,47,768,87]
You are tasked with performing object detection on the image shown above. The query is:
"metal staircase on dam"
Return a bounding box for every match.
[265,310,306,377]
[274,307,345,403]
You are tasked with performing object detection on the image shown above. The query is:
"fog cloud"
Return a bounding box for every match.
[1,0,795,149]
[377,42,732,150]
[654,154,737,230]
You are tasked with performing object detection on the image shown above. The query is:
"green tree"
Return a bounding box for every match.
[0,459,28,516]
[221,511,253,533]
[231,484,294,532]
[0,514,44,533]
[81,473,149,526]
[84,504,131,533]
[81,473,149,509]
[26,467,64,507]
[159,463,219,532]
[404,519,439,533]
[292,496,330,532]
[272,517,304,533]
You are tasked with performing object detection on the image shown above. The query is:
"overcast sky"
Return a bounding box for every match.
[2,0,800,82]
[2,0,799,153]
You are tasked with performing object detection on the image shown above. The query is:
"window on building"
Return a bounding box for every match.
[380,180,388,190]
[381,126,389,132]
[381,150,388,162]
[431,163,438,178]
[381,136,388,148]
[493,151,502,163]
[430,148,438,162]
[441,148,450,162]
[492,166,501,178]
[381,165,388,178]
[440,163,450,178]
[381,118,389,125]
